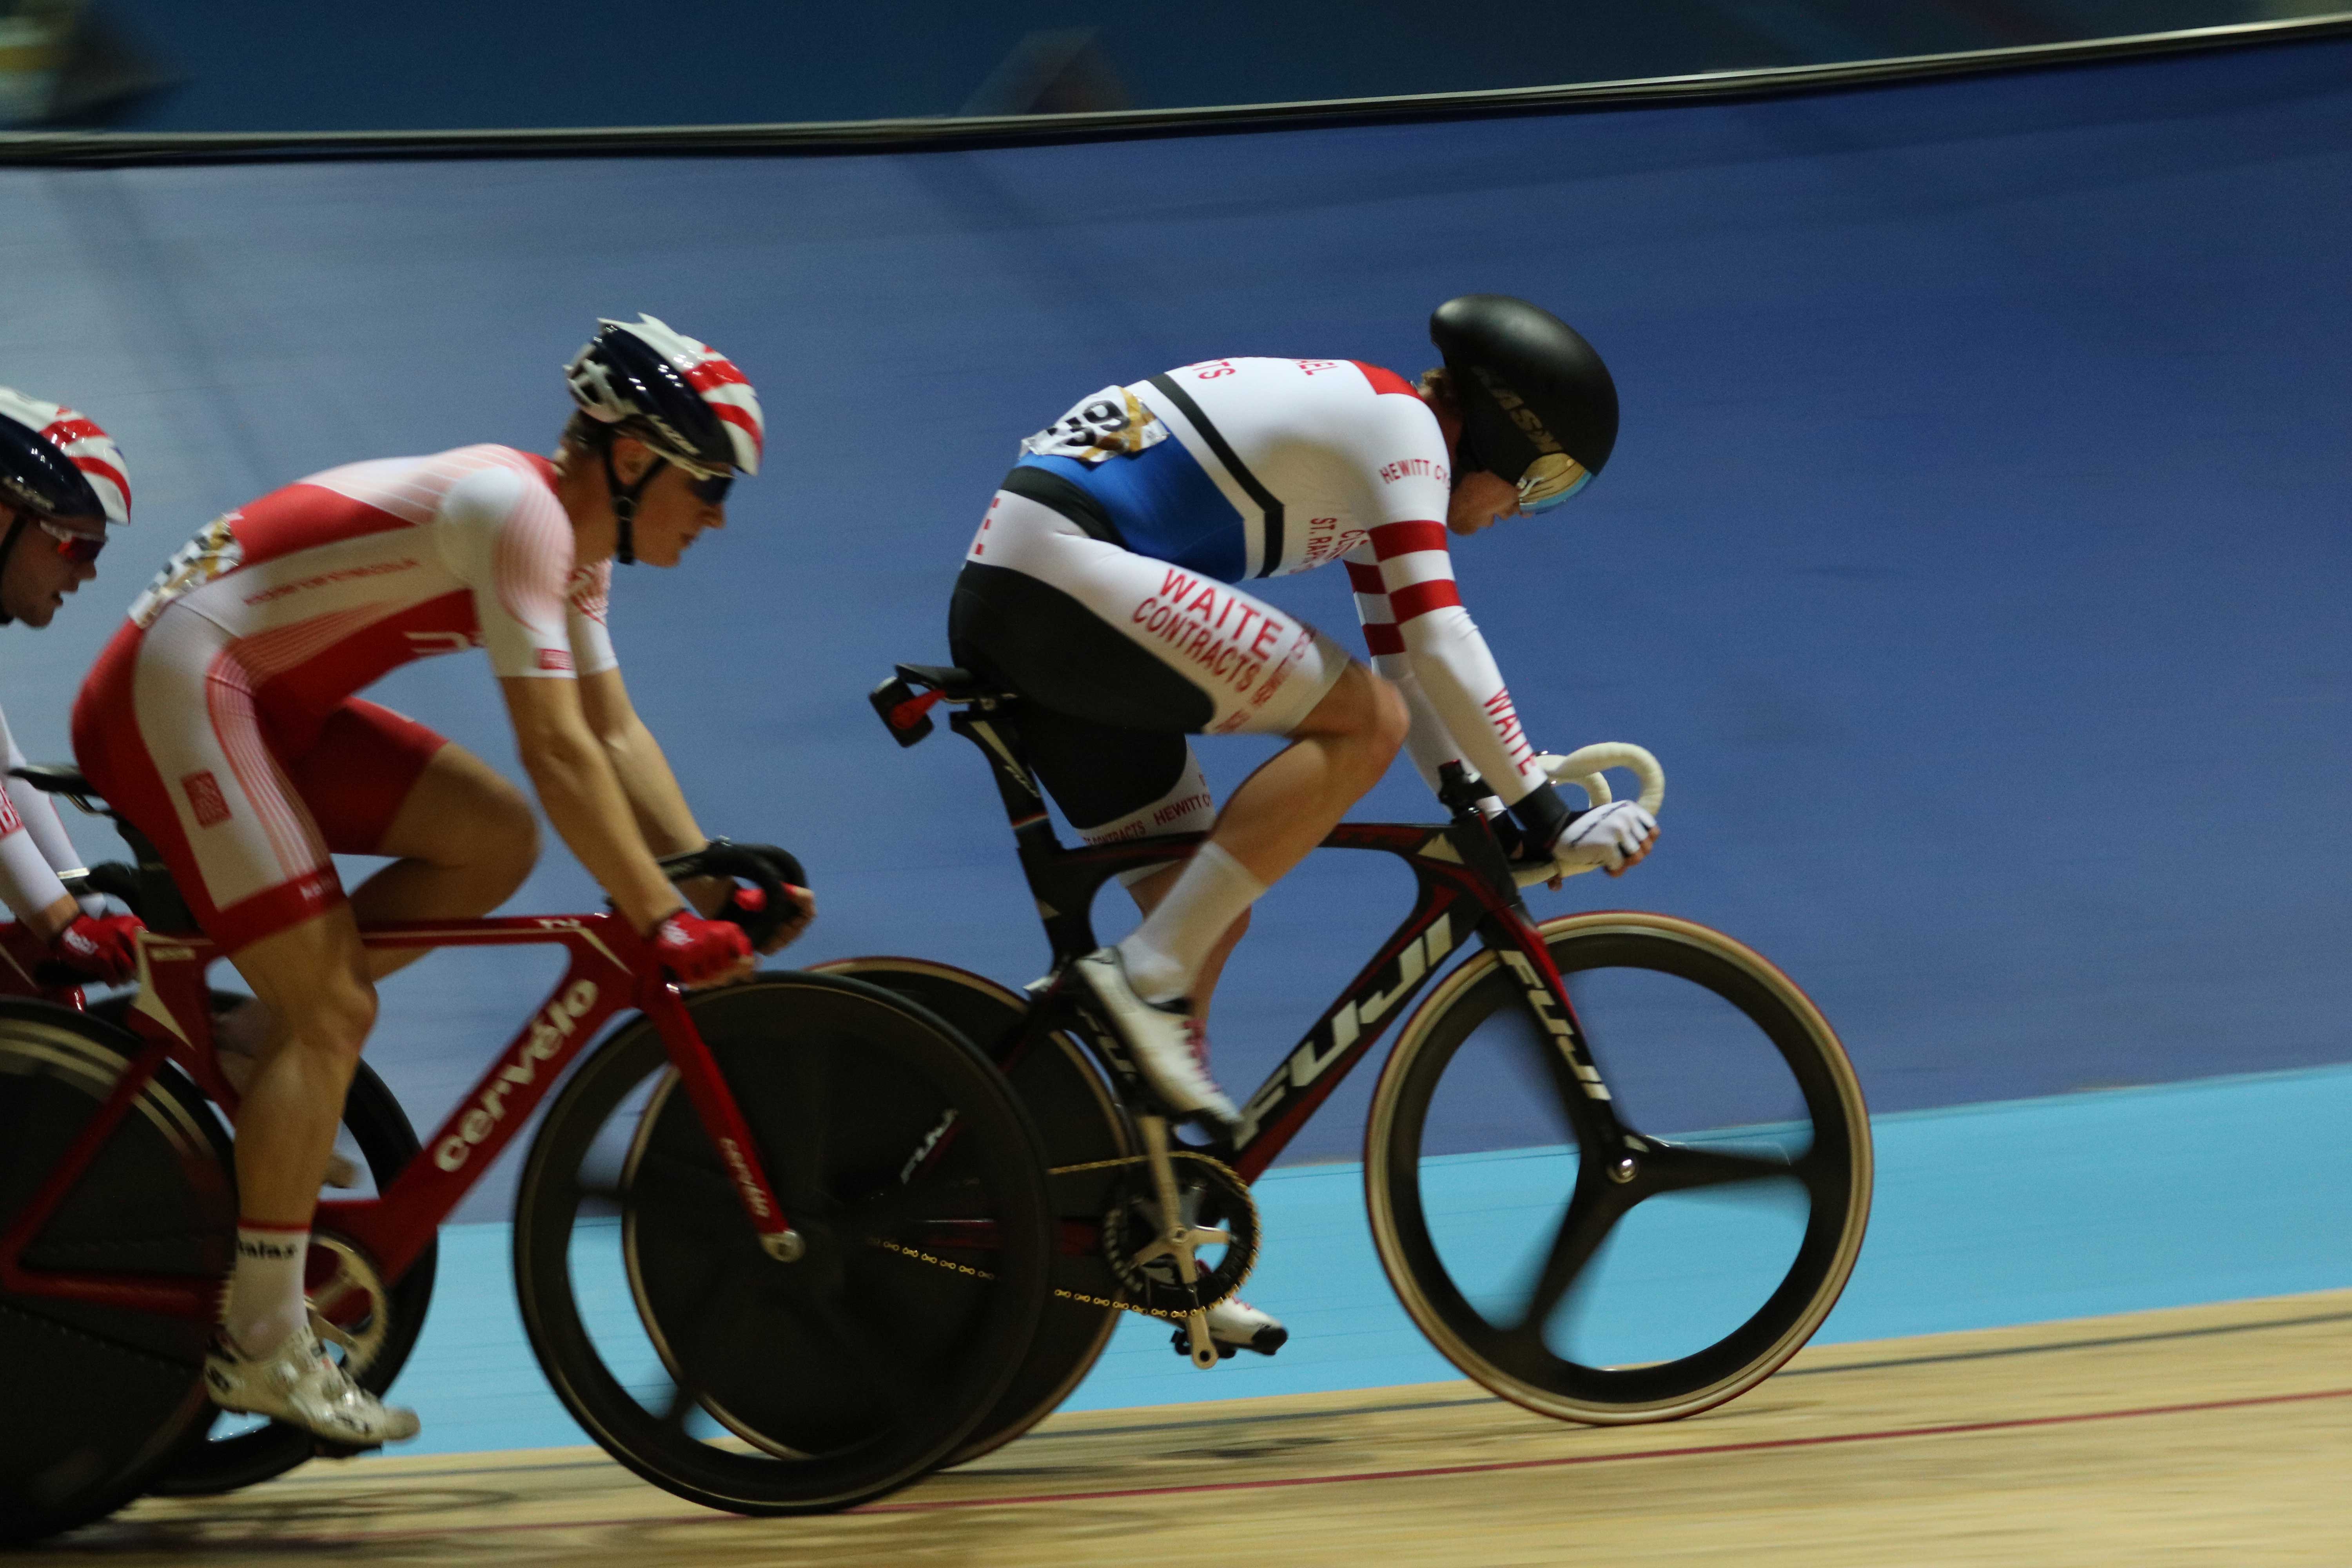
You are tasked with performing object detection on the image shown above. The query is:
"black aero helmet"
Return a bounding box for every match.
[1430,295,1617,510]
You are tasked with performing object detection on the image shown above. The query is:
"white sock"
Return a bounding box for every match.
[1116,842,1266,1005]
[224,1224,309,1357]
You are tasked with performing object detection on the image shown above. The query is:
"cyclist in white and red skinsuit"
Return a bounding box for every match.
[949,297,1659,1358]
[0,390,145,990]
[71,316,811,1448]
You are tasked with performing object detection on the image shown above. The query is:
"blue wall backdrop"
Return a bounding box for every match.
[3,38,2347,1221]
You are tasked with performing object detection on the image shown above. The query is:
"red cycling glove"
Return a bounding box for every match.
[649,908,751,986]
[52,912,145,985]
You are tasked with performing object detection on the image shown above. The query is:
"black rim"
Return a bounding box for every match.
[1377,927,1866,1413]
[0,1004,233,1544]
[513,975,1052,1514]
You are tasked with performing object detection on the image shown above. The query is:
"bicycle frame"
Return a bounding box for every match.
[0,912,803,1323]
[932,699,1632,1185]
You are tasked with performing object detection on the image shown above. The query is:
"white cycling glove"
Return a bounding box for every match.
[1553,799,1659,873]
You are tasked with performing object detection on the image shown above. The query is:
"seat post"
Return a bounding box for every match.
[113,820,199,936]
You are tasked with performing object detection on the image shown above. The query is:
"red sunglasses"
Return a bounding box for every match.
[34,518,105,564]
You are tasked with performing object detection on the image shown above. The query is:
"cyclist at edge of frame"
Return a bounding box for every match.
[69,316,814,1448]
[947,295,1659,1358]
[0,389,147,990]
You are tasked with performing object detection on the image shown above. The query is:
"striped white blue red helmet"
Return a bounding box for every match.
[0,388,131,535]
[563,315,763,478]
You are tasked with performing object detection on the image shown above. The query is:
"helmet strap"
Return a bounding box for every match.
[602,446,666,567]
[0,510,28,627]
[1452,423,1487,482]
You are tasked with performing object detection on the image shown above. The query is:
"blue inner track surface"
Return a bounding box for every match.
[379,1064,2352,1456]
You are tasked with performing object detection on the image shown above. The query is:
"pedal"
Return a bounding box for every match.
[1170,1325,1237,1361]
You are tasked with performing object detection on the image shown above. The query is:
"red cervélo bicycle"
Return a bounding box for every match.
[0,762,1054,1545]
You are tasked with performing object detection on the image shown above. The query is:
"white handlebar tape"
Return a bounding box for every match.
[1515,744,1668,888]
[1540,743,1666,815]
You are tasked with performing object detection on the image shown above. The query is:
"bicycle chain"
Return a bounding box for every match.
[867,1153,1253,1325]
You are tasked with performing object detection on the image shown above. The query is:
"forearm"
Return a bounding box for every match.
[1402,609,1544,805]
[2,715,98,920]
[0,820,75,931]
[597,714,705,858]
[518,730,680,933]
[1373,655,1472,794]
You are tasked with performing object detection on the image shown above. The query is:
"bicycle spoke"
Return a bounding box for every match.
[840,1170,991,1240]
[798,1294,920,1414]
[1638,1140,1797,1196]
[767,1042,835,1206]
[655,1375,708,1437]
[1790,1140,1851,1203]
[572,1171,626,1216]
[662,1252,769,1377]
[1513,1176,1628,1339]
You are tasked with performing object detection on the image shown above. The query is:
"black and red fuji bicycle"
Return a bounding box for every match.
[0,764,1056,1545]
[848,662,1875,1463]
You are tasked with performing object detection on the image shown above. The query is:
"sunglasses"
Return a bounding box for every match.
[34,517,105,564]
[1515,452,1593,515]
[687,472,732,506]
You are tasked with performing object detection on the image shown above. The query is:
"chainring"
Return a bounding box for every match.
[1099,1152,1258,1319]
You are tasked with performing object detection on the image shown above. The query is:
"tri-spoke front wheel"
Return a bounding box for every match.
[1365,912,1870,1424]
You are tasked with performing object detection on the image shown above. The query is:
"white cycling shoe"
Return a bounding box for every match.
[205,1327,420,1448]
[1173,1298,1290,1359]
[1208,1297,1289,1357]
[1072,947,1239,1125]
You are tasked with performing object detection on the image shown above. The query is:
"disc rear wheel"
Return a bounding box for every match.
[813,957,1131,1466]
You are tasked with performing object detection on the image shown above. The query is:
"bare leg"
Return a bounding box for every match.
[344,744,539,981]
[218,745,538,1190]
[1117,664,1408,1011]
[1209,663,1408,888]
[211,904,419,1439]
[228,911,376,1228]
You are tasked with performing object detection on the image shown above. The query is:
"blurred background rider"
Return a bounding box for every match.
[947,295,1660,1358]
[0,388,144,990]
[70,316,809,1448]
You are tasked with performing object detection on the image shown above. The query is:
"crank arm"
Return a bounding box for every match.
[1181,1307,1219,1369]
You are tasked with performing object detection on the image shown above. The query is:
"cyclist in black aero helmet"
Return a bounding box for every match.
[1428,293,1619,516]
[946,292,1657,1359]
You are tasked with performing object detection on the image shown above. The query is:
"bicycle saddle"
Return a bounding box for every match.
[10,763,97,800]
[893,664,997,702]
[874,664,1021,748]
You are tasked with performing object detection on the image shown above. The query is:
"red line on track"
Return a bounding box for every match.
[862,1383,2352,1514]
[205,1383,2352,1543]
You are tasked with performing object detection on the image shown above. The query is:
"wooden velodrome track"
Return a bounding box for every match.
[21,1290,2352,1566]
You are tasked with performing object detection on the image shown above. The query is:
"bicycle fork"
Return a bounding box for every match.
[1493,928,1648,1174]
[639,983,807,1263]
